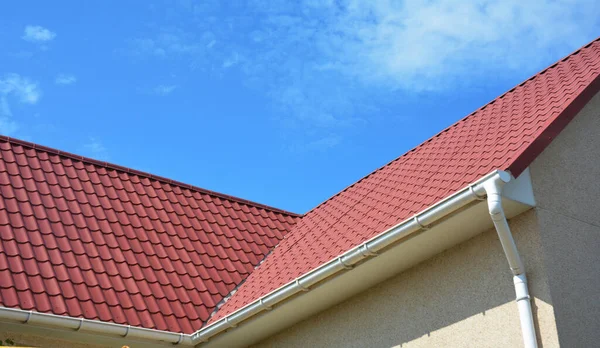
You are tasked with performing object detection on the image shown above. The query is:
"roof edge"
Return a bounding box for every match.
[192,170,508,345]
[0,135,301,217]
[0,306,194,345]
[508,70,600,177]
[0,171,505,344]
[300,36,600,217]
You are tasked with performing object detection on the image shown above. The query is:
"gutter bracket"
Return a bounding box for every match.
[295,279,309,292]
[194,333,209,343]
[360,244,377,257]
[24,311,33,324]
[225,317,237,328]
[259,298,272,311]
[76,318,84,331]
[338,257,353,270]
[123,325,131,338]
[413,215,430,230]
[174,333,184,345]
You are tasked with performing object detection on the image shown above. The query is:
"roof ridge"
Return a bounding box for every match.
[300,36,600,216]
[0,135,301,217]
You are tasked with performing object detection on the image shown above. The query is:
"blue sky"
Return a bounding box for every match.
[1,1,599,213]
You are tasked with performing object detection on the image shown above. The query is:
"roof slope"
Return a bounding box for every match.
[212,38,600,321]
[0,137,300,333]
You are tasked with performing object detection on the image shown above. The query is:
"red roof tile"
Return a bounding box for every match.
[211,38,600,321]
[0,138,300,333]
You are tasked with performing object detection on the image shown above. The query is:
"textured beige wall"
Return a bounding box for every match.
[251,210,559,348]
[0,330,109,348]
[528,91,600,347]
[0,321,171,348]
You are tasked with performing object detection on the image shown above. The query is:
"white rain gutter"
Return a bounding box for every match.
[191,170,522,344]
[0,306,194,346]
[483,173,538,348]
[0,169,537,347]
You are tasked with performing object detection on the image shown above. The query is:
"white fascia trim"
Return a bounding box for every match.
[0,170,512,347]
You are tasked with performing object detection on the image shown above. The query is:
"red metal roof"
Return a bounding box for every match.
[0,137,300,333]
[211,38,600,321]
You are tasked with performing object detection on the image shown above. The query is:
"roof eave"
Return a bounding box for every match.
[191,170,536,346]
[0,306,194,346]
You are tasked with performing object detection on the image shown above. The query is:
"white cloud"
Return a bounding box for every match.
[136,84,178,96]
[0,98,19,136]
[0,74,41,104]
[307,134,342,150]
[126,0,599,146]
[232,0,599,91]
[128,28,201,58]
[55,74,77,85]
[285,133,343,153]
[0,74,41,136]
[156,0,598,106]
[304,0,600,90]
[222,52,241,68]
[7,51,34,59]
[129,38,167,57]
[152,84,177,96]
[22,25,56,42]
[0,118,19,135]
[83,137,109,160]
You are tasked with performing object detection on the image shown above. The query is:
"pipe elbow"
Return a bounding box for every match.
[483,172,510,219]
[486,194,505,220]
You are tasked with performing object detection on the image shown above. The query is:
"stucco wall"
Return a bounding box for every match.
[251,210,559,348]
[0,321,172,348]
[0,329,109,348]
[528,91,600,347]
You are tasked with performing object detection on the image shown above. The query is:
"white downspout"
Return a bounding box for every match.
[484,172,538,348]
